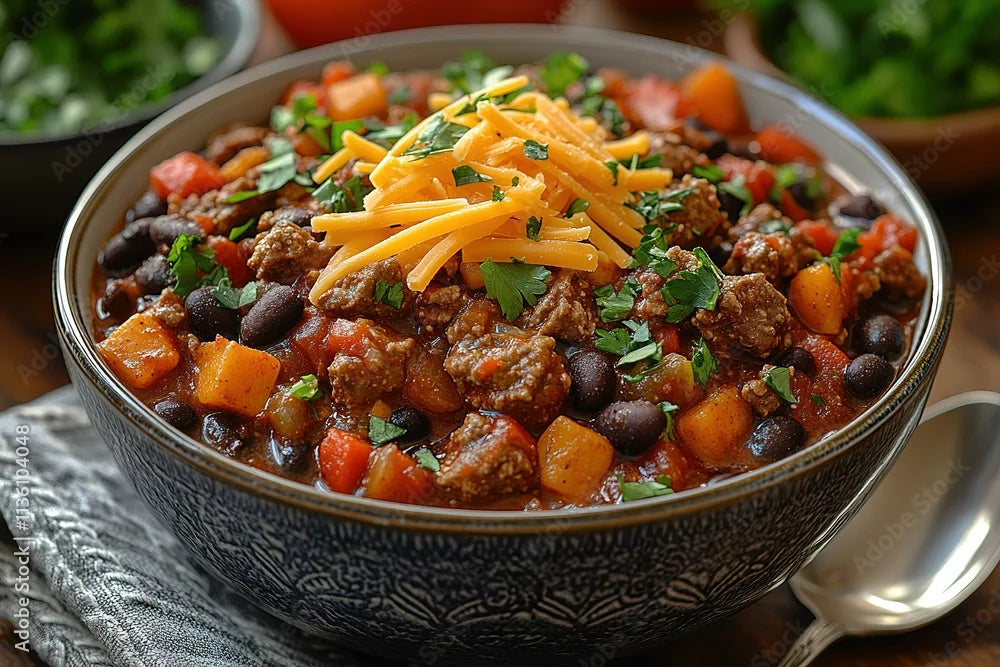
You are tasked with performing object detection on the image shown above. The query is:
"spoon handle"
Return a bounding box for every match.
[776,619,845,667]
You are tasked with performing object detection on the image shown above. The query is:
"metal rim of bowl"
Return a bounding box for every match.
[53,24,953,534]
[0,0,261,147]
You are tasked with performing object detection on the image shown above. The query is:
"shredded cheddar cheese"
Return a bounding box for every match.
[307,76,674,306]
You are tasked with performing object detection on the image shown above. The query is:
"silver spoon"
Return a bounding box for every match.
[778,391,1000,666]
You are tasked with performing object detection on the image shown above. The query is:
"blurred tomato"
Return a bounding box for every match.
[267,0,570,49]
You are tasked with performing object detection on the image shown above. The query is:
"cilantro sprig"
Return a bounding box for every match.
[764,366,797,404]
[442,50,512,94]
[211,279,257,310]
[629,188,691,222]
[452,165,493,187]
[593,277,639,322]
[661,247,724,323]
[692,164,724,183]
[630,226,679,278]
[166,233,227,298]
[401,114,469,159]
[369,415,406,446]
[525,216,542,241]
[821,228,862,282]
[313,175,371,213]
[523,139,549,160]
[480,259,551,321]
[564,198,590,218]
[414,447,440,473]
[620,474,674,501]
[658,401,679,440]
[595,320,661,369]
[289,374,323,401]
[373,280,404,309]
[539,52,589,97]
[691,338,717,389]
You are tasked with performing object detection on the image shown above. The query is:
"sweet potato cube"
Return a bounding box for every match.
[326,72,387,121]
[538,417,615,500]
[676,385,754,469]
[194,337,281,417]
[97,312,180,389]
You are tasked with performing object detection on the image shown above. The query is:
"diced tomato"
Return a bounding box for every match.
[325,319,368,358]
[321,61,355,89]
[779,188,810,222]
[871,214,919,254]
[637,439,691,491]
[790,332,854,432]
[291,313,332,375]
[319,428,372,494]
[654,324,681,355]
[206,236,251,287]
[625,75,690,130]
[281,79,326,107]
[754,125,821,164]
[855,230,881,270]
[717,155,774,206]
[149,152,226,199]
[798,220,839,256]
[363,445,434,503]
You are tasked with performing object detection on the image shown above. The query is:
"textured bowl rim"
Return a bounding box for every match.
[0,0,261,147]
[54,24,952,534]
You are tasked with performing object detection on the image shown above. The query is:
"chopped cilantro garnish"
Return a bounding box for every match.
[620,474,673,501]
[373,280,404,309]
[451,165,493,187]
[369,415,405,446]
[491,185,505,202]
[211,279,257,310]
[629,188,689,222]
[365,112,419,148]
[166,233,224,298]
[442,50,510,94]
[228,217,257,241]
[692,164,724,183]
[593,277,639,322]
[480,259,551,321]
[595,320,661,368]
[630,226,679,278]
[691,338,717,389]
[821,228,863,282]
[620,153,662,170]
[564,198,590,218]
[523,139,549,160]
[526,216,542,241]
[401,115,469,159]
[658,401,679,440]
[718,176,753,218]
[578,77,626,137]
[811,393,826,406]
[329,119,364,153]
[256,137,298,194]
[594,327,631,356]
[661,247,723,323]
[605,160,620,185]
[225,191,259,204]
[759,219,791,235]
[764,366,797,403]
[539,52,588,97]
[313,175,371,213]
[388,84,412,105]
[414,447,440,473]
[289,374,322,401]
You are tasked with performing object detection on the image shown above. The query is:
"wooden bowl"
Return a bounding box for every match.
[724,12,1000,194]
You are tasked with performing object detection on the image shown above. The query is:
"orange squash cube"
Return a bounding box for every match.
[538,417,615,500]
[194,337,281,417]
[326,72,387,121]
[676,385,754,469]
[97,312,180,389]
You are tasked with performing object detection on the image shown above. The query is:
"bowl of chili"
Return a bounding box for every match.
[54,24,951,664]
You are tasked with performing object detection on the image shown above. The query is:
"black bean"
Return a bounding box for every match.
[272,206,313,227]
[149,215,204,247]
[844,353,894,399]
[185,286,240,341]
[853,314,904,360]
[98,219,154,272]
[788,180,815,211]
[718,189,744,223]
[701,132,728,160]
[98,279,134,321]
[389,406,430,442]
[707,240,734,268]
[202,412,247,455]
[154,399,197,431]
[240,285,304,348]
[774,346,816,376]
[134,254,176,295]
[595,400,666,457]
[270,438,310,474]
[747,416,806,463]
[568,350,616,412]
[126,190,167,223]
[839,195,884,221]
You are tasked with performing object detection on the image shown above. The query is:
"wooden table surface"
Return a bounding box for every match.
[2,2,999,665]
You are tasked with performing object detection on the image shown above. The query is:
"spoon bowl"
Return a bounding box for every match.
[781,392,1000,665]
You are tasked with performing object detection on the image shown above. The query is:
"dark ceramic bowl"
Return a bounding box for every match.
[0,0,260,232]
[54,25,952,665]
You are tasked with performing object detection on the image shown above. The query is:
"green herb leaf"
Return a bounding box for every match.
[618,341,660,367]
[269,105,296,133]
[373,280,404,309]
[228,217,258,241]
[692,164,724,183]
[211,279,257,310]
[442,50,501,93]
[811,393,826,406]
[594,320,661,368]
[658,401,679,440]
[369,415,406,446]
[401,115,469,159]
[631,226,679,278]
[523,139,549,160]
[594,328,631,356]
[629,189,689,222]
[387,84,412,106]
[366,62,389,76]
[564,198,590,218]
[257,138,298,194]
[526,216,542,241]
[539,52,589,97]
[480,259,551,321]
[414,447,440,472]
[289,374,322,401]
[313,175,372,213]
[452,164,493,187]
[605,160,620,185]
[620,153,662,170]
[691,338,717,389]
[593,277,639,322]
[718,176,753,218]
[759,219,791,235]
[492,185,505,202]
[224,191,259,204]
[764,366,797,403]
[661,247,723,323]
[365,112,419,147]
[620,474,673,501]
[166,233,223,298]
[821,228,863,282]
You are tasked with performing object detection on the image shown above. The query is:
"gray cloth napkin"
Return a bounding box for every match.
[0,386,380,667]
